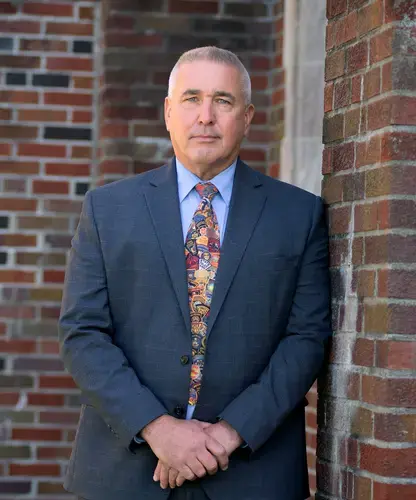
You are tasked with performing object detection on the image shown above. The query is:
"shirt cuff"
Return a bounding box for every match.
[133,435,146,445]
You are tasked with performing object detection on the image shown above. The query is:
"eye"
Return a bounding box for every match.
[216,98,231,105]
[185,96,198,102]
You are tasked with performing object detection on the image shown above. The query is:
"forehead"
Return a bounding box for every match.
[172,60,244,97]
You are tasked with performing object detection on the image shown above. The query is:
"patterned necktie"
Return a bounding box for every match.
[185,182,221,408]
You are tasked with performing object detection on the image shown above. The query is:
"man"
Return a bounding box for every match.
[59,46,331,500]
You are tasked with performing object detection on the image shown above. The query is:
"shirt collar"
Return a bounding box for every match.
[176,158,237,207]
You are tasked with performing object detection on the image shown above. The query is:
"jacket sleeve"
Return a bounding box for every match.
[217,195,332,452]
[58,191,168,450]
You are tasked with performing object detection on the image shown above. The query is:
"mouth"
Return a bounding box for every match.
[191,135,219,142]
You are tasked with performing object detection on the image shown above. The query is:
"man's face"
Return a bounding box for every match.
[164,60,255,171]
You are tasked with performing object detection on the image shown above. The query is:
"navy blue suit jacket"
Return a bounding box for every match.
[59,158,331,500]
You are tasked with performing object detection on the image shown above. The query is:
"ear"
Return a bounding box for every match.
[244,104,255,137]
[164,96,171,131]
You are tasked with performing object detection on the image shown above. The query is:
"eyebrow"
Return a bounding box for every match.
[181,89,236,102]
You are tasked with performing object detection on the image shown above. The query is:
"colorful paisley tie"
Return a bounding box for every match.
[185,182,220,408]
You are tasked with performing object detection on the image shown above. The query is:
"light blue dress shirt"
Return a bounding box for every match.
[176,159,237,419]
[176,159,236,246]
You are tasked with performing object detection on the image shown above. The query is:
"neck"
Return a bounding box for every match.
[177,157,237,180]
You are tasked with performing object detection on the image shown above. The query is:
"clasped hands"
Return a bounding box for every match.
[141,414,243,490]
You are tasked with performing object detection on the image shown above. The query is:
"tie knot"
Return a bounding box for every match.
[195,182,219,201]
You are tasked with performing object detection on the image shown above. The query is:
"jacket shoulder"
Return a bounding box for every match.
[87,164,168,201]
[256,170,320,206]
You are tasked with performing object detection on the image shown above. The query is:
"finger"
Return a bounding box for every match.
[153,460,162,482]
[197,449,218,475]
[159,463,170,489]
[187,457,207,479]
[169,468,179,489]
[206,437,229,471]
[179,464,196,482]
[198,421,212,429]
[176,473,187,487]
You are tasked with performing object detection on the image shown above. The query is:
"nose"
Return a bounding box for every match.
[198,99,215,125]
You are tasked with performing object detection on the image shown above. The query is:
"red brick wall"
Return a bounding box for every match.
[0,1,97,497]
[318,0,416,498]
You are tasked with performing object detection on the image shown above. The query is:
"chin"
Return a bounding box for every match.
[190,148,222,165]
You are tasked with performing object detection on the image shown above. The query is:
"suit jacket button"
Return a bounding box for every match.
[174,405,185,417]
[180,355,190,365]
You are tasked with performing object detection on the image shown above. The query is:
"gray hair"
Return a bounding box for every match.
[168,46,252,105]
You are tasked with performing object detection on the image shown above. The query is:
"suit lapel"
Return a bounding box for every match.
[143,159,191,334]
[206,160,267,338]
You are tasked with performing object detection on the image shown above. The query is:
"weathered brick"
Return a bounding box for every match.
[368,95,416,130]
[366,165,416,198]
[0,20,40,34]
[323,113,344,142]
[365,234,416,265]
[20,38,67,52]
[44,91,92,106]
[324,83,334,113]
[0,481,31,494]
[373,482,416,500]
[334,80,350,109]
[379,268,416,301]
[360,443,416,477]
[0,375,34,388]
[18,216,69,231]
[23,2,73,17]
[27,393,65,407]
[357,0,383,35]
[352,337,375,366]
[40,410,80,425]
[351,406,373,438]
[329,205,351,235]
[0,446,31,459]
[32,180,69,195]
[46,57,93,72]
[332,142,354,172]
[327,0,347,19]
[363,66,380,98]
[13,357,64,372]
[0,234,36,247]
[362,375,416,407]
[385,0,416,22]
[354,475,372,500]
[39,375,77,390]
[376,340,416,371]
[333,11,357,47]
[79,6,94,20]
[344,107,360,138]
[46,22,93,36]
[347,40,368,73]
[351,74,361,103]
[356,134,381,167]
[370,27,393,64]
[18,143,66,158]
[12,428,61,442]
[0,90,39,103]
[325,49,345,80]
[382,132,416,161]
[10,463,61,476]
[322,175,343,204]
[0,340,36,354]
[18,109,67,122]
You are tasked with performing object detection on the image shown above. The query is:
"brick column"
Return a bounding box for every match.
[318,0,416,499]
[0,1,98,496]
[99,0,284,183]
